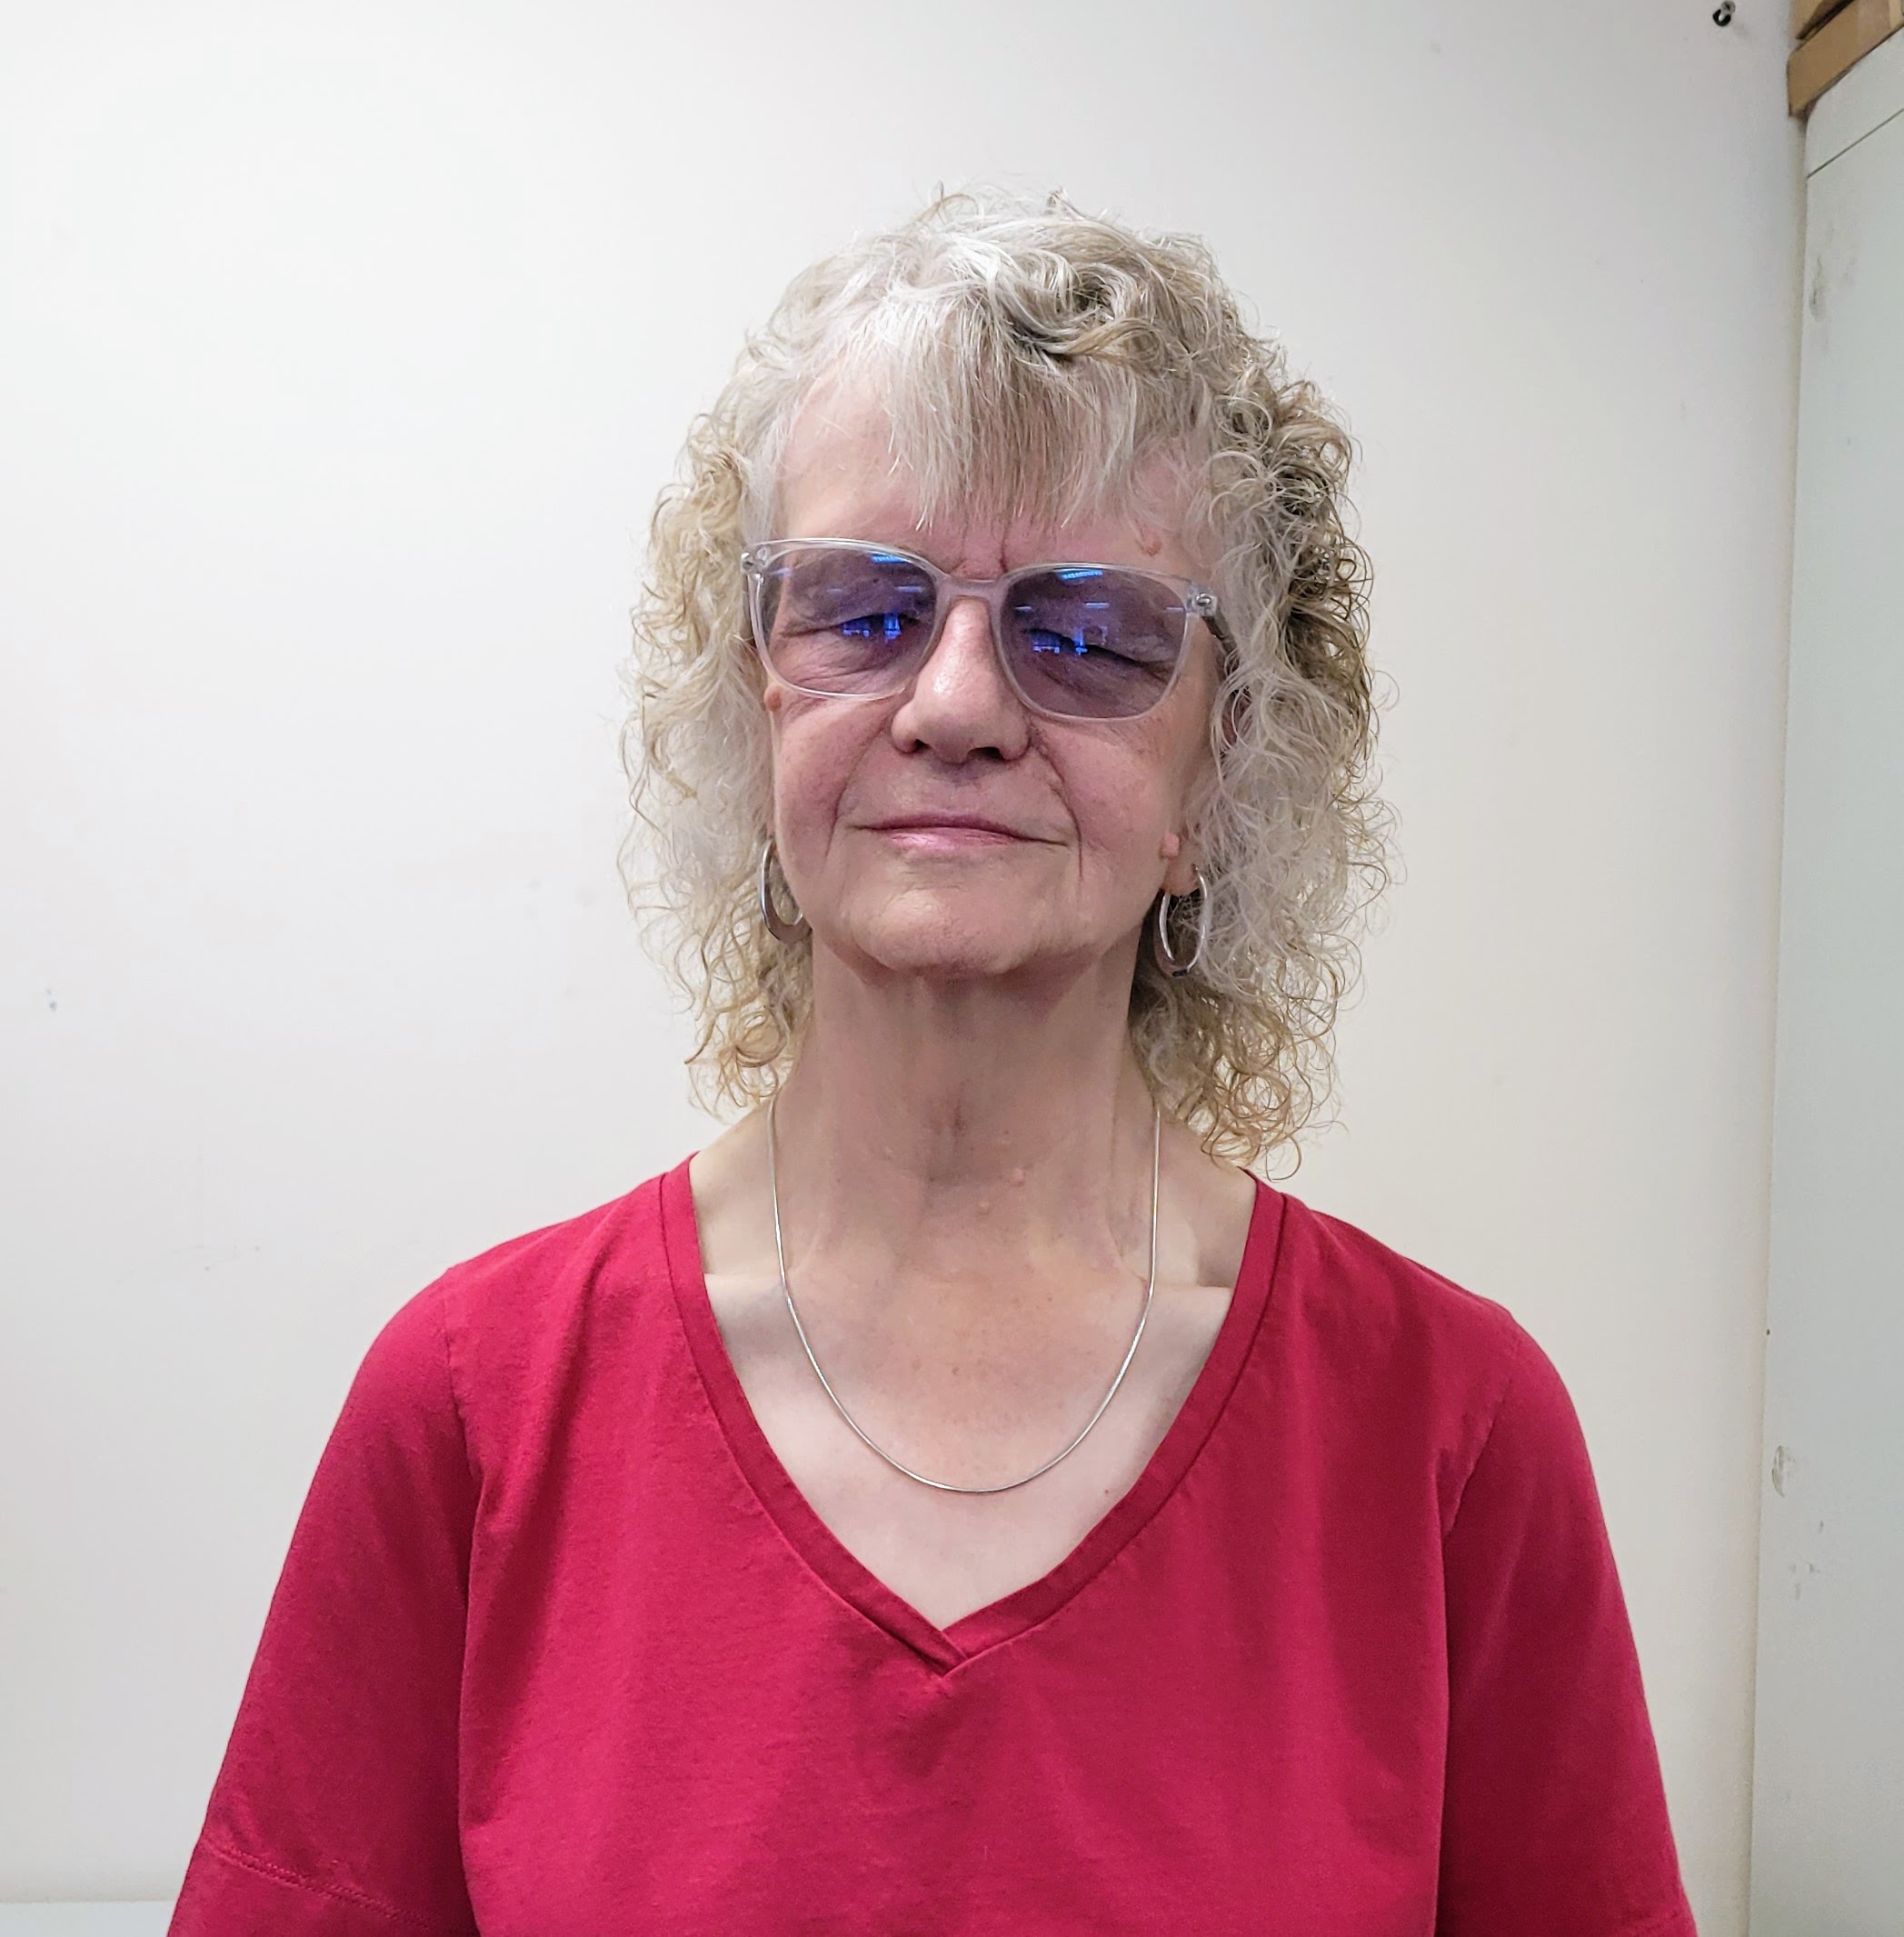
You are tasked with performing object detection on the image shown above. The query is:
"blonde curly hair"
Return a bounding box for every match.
[621,185,1392,1166]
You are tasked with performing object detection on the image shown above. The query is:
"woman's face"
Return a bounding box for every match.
[763,384,1221,992]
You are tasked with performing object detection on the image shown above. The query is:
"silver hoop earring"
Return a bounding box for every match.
[1152,868,1210,979]
[758,838,810,945]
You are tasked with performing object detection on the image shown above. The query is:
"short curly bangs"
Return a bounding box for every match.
[622,185,1392,1166]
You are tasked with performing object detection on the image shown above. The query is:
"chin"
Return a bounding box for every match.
[853,928,1028,983]
[835,893,1052,983]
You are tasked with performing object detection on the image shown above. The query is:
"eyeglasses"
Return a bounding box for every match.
[740,538,1230,724]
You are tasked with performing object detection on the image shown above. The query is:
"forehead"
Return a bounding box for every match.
[772,374,1203,577]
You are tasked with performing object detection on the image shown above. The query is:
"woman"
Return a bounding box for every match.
[172,189,1696,1934]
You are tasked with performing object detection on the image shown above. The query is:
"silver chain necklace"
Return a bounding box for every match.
[765,1092,1161,1496]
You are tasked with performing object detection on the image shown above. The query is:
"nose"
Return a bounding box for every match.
[887,593,1031,763]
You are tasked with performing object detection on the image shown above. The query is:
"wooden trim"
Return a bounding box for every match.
[1793,0,1854,39]
[1789,0,1904,113]
[1805,16,1904,170]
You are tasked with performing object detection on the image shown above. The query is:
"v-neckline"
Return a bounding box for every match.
[658,1155,1285,1673]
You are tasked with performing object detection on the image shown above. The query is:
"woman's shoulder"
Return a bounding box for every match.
[436,1166,675,1310]
[1266,1183,1521,1339]
[356,1161,692,1427]
[1261,1184,1557,1439]
[1253,1186,1599,1537]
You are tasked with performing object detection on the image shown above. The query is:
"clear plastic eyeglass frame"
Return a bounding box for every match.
[739,537,1234,724]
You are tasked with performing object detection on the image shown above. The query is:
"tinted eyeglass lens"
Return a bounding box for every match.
[757,547,937,694]
[753,546,1191,719]
[1004,567,1185,719]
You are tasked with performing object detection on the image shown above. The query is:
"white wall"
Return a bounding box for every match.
[0,1,1800,1925]
[1751,31,1904,1932]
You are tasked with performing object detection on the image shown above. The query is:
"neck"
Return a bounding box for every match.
[773,947,1159,1289]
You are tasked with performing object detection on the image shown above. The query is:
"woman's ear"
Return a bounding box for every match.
[1159,829,1202,899]
[1164,746,1221,896]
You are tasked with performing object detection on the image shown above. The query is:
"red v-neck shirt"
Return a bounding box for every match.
[170,1160,1697,1936]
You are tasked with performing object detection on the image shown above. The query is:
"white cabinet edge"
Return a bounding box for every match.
[1808,25,1904,176]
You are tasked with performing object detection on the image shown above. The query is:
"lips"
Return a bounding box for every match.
[869,814,1032,839]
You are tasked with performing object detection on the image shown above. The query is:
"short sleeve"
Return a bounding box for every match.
[169,1282,479,1936]
[1437,1324,1698,1937]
